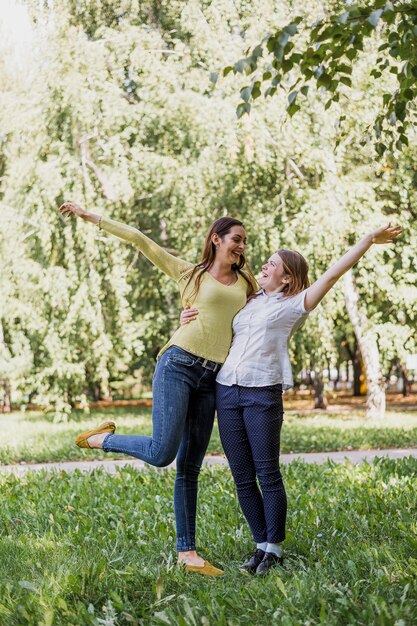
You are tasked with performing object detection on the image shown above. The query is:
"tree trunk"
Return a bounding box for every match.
[400,364,410,397]
[352,338,366,397]
[313,372,327,409]
[343,335,365,396]
[0,319,11,412]
[343,271,385,419]
[1,380,11,412]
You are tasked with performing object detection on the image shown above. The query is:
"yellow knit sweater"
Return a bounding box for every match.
[99,216,249,363]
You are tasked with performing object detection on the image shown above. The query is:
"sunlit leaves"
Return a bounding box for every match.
[229,0,417,155]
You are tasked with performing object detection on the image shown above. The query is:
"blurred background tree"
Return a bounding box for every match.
[0,0,414,418]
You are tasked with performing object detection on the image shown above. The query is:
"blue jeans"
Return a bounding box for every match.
[103,346,218,551]
[216,383,286,544]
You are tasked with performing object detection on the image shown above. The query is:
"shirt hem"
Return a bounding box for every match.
[158,341,227,364]
[216,378,294,390]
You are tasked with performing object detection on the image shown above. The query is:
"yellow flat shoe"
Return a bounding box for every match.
[180,560,224,577]
[74,421,116,448]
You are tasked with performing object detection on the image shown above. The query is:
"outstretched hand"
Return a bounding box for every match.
[59,202,87,219]
[370,223,402,244]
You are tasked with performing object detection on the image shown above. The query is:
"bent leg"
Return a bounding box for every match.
[103,350,191,467]
[216,383,267,544]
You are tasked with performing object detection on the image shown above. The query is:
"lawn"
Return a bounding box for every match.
[0,458,415,625]
[0,407,416,465]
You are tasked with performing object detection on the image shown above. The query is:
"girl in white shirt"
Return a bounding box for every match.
[181,224,401,575]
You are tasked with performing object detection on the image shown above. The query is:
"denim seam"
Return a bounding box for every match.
[180,409,194,551]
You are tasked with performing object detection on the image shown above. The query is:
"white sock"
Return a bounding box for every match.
[266,543,283,557]
[256,542,268,552]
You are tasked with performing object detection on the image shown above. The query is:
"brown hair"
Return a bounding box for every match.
[183,217,257,302]
[277,249,310,296]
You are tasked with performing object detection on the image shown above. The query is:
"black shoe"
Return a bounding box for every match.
[240,549,266,574]
[256,551,284,575]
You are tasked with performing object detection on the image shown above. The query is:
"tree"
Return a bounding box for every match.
[226,0,417,154]
[0,0,414,419]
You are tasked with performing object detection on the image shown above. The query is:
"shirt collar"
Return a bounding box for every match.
[258,288,285,300]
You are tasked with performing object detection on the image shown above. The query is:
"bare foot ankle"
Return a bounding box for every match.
[87,433,106,449]
[177,550,205,567]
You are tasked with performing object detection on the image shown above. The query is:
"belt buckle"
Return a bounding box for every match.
[202,358,217,371]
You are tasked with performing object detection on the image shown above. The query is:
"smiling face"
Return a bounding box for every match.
[258,252,291,293]
[212,225,247,266]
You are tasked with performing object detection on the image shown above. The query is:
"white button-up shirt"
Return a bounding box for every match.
[216,289,311,389]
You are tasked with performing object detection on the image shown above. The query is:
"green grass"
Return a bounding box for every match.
[0,407,417,465]
[0,458,415,625]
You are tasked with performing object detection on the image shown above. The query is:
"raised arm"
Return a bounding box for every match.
[304,224,402,311]
[59,202,192,281]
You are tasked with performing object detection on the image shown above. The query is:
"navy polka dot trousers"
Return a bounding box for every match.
[216,382,287,544]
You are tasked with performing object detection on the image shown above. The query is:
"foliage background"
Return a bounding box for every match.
[0,0,415,415]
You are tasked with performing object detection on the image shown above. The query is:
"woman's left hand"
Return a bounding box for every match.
[180,306,199,325]
[370,223,402,244]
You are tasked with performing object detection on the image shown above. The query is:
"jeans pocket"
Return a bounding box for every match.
[167,348,196,367]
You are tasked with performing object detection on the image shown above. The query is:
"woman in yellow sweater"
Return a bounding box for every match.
[59,201,257,576]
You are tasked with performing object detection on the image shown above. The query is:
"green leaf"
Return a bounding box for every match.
[234,59,246,73]
[264,86,277,97]
[338,64,352,75]
[252,45,263,59]
[346,48,357,61]
[368,9,383,27]
[267,36,277,53]
[337,12,349,25]
[300,85,309,96]
[252,81,261,100]
[288,90,298,105]
[287,102,300,117]
[317,72,332,88]
[236,102,251,119]
[399,134,409,146]
[278,32,290,47]
[282,59,293,72]
[403,88,414,100]
[284,23,298,36]
[340,76,352,87]
[223,66,233,77]
[19,580,37,590]
[262,71,272,80]
[375,142,387,156]
[276,576,288,598]
[240,86,252,102]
